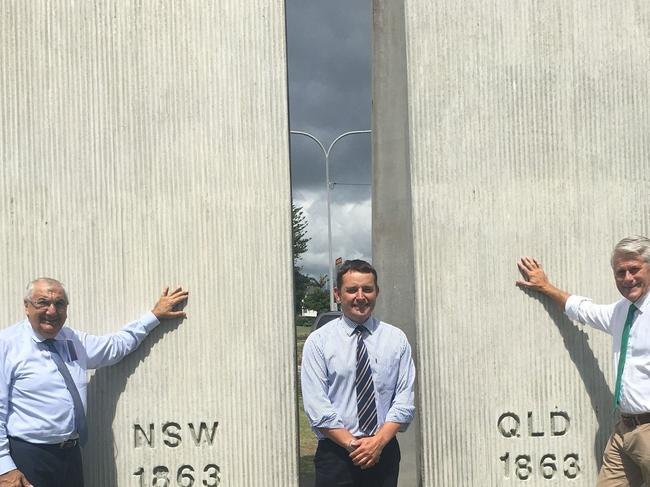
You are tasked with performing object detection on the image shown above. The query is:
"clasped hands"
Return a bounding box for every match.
[348,436,385,470]
[0,469,32,487]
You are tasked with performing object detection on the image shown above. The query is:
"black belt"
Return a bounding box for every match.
[55,438,79,449]
[8,436,79,449]
[621,413,650,428]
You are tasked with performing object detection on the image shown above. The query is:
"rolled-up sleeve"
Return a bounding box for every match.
[385,337,415,429]
[300,335,344,430]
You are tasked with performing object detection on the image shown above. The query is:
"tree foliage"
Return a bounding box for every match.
[303,280,330,314]
[292,204,310,266]
[294,269,311,315]
[292,204,311,314]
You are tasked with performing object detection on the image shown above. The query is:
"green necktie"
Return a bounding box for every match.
[614,303,638,408]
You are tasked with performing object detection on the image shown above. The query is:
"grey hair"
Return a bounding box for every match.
[611,235,650,267]
[24,277,69,303]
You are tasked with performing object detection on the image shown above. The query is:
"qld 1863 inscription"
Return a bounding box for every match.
[132,421,221,487]
[497,410,580,481]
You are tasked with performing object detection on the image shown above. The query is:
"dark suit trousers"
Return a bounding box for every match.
[9,436,84,487]
[314,437,400,487]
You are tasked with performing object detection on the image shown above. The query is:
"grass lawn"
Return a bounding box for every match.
[296,322,317,486]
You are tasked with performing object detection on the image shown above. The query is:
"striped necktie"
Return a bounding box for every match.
[354,325,377,435]
[614,303,638,408]
[44,339,88,445]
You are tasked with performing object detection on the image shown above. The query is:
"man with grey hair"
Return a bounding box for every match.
[516,235,650,486]
[0,277,189,487]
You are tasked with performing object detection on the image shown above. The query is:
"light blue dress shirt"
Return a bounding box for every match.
[0,312,159,474]
[301,315,416,439]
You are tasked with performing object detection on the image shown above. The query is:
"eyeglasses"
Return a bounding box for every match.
[27,299,68,310]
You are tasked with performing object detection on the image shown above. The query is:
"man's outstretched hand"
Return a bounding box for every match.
[152,287,189,320]
[516,257,551,291]
[516,257,570,309]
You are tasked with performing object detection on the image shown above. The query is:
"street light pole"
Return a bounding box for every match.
[290,130,371,311]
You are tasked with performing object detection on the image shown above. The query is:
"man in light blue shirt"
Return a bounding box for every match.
[301,260,415,487]
[0,277,189,487]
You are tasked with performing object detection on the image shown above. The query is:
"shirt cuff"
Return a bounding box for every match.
[0,453,17,476]
[385,410,415,428]
[565,295,590,321]
[310,413,344,430]
[140,311,160,332]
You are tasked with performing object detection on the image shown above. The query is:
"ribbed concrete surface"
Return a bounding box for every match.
[381,1,649,485]
[372,1,420,486]
[0,2,296,486]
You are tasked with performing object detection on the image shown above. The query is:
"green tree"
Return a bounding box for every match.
[303,282,330,314]
[292,204,310,261]
[292,204,311,314]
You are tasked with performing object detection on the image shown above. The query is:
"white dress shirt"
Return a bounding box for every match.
[565,292,650,414]
[0,312,159,474]
[301,315,416,439]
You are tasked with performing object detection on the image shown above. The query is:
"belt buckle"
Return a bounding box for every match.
[59,438,78,449]
[623,415,640,428]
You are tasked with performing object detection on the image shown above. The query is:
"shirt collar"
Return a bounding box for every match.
[341,314,377,336]
[23,319,63,343]
[633,292,649,313]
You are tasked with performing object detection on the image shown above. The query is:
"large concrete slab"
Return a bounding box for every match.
[0,2,297,486]
[374,0,650,485]
[372,1,420,486]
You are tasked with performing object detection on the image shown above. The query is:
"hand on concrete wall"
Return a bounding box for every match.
[151,287,189,320]
[516,257,570,309]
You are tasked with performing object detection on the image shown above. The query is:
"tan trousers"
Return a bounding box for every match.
[598,420,650,487]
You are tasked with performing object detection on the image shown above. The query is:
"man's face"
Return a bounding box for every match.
[334,270,379,324]
[613,254,650,303]
[24,281,68,339]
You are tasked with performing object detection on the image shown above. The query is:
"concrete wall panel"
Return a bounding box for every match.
[372,1,420,486]
[374,0,650,485]
[0,2,296,486]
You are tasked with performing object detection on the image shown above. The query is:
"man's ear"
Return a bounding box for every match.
[333,287,341,303]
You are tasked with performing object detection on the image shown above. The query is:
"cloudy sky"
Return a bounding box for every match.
[285,0,372,280]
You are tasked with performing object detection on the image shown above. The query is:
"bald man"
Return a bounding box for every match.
[0,278,188,487]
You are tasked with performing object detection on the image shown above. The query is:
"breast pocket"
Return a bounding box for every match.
[372,355,399,393]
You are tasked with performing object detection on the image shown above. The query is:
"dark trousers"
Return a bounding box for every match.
[9,437,84,487]
[314,437,400,487]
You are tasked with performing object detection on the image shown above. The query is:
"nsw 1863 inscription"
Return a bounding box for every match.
[132,421,220,487]
[497,410,580,481]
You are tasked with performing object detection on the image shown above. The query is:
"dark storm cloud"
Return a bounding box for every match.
[286,0,371,194]
[286,0,372,278]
